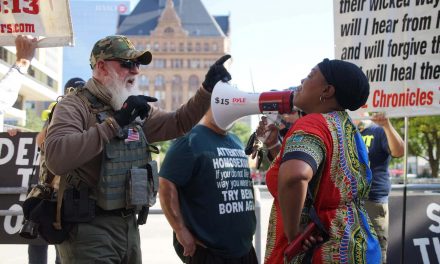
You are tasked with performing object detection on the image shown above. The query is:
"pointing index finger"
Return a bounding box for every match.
[141,95,158,102]
[214,54,231,65]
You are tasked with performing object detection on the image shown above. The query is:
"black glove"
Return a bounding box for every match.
[113,95,157,127]
[202,54,232,92]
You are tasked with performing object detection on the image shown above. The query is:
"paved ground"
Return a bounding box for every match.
[0,186,273,264]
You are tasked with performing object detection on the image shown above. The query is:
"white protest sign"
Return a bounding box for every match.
[334,0,440,118]
[0,0,73,47]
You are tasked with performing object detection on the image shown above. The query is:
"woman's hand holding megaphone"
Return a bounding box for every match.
[256,116,279,144]
[256,116,281,149]
[202,54,232,92]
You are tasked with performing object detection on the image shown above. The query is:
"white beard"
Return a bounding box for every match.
[106,67,141,110]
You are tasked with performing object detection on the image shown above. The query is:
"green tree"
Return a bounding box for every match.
[24,108,44,132]
[230,121,252,145]
[231,121,275,172]
[152,140,172,163]
[392,116,440,178]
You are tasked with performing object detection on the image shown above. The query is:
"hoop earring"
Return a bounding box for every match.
[319,96,326,103]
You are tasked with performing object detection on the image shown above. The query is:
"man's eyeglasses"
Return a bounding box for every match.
[106,59,140,70]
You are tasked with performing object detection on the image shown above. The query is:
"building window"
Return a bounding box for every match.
[204,43,209,52]
[195,43,201,52]
[0,47,7,61]
[28,66,35,77]
[164,27,174,34]
[171,75,182,109]
[162,42,168,52]
[179,42,184,52]
[139,75,149,92]
[170,42,175,52]
[153,42,160,51]
[155,75,164,86]
[154,59,166,68]
[136,43,145,50]
[171,59,183,68]
[203,60,214,69]
[47,76,54,88]
[188,75,199,98]
[154,75,166,108]
[212,43,218,52]
[187,42,192,52]
[140,64,150,70]
[189,59,200,69]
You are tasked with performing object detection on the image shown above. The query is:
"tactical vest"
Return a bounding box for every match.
[75,88,158,211]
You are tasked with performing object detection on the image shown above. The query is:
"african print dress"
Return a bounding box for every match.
[264,111,381,264]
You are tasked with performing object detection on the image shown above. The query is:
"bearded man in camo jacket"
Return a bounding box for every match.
[45,35,232,263]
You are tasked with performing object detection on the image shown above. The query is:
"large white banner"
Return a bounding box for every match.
[334,0,440,118]
[0,0,73,47]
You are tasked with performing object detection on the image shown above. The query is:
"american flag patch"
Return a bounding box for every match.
[125,128,140,142]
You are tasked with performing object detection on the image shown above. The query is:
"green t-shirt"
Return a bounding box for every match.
[159,125,256,258]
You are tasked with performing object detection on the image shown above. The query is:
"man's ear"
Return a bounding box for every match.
[95,60,108,75]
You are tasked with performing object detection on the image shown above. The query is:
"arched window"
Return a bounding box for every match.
[188,75,199,99]
[154,75,166,108]
[153,42,160,51]
[164,27,174,34]
[171,75,183,109]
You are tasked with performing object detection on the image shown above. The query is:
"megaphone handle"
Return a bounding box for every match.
[257,114,283,142]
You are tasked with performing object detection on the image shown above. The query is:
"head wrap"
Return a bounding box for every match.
[318,59,369,111]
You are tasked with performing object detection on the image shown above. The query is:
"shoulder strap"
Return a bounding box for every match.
[75,88,113,123]
[53,176,66,230]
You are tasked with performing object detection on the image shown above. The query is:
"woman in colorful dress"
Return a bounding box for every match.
[263,59,381,264]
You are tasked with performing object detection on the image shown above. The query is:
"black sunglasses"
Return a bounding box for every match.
[106,59,140,70]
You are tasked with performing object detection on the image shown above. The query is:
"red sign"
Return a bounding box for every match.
[232,98,246,104]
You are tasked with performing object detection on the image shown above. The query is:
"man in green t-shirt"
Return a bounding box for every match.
[159,108,258,264]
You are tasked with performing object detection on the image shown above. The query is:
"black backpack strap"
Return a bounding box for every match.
[75,88,113,123]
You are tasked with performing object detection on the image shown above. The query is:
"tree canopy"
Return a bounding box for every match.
[392,115,439,178]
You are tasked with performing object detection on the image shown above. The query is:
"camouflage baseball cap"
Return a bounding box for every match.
[90,35,152,69]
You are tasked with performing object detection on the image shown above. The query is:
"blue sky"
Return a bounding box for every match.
[200,0,335,92]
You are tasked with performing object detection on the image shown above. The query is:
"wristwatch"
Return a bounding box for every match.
[11,63,28,74]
